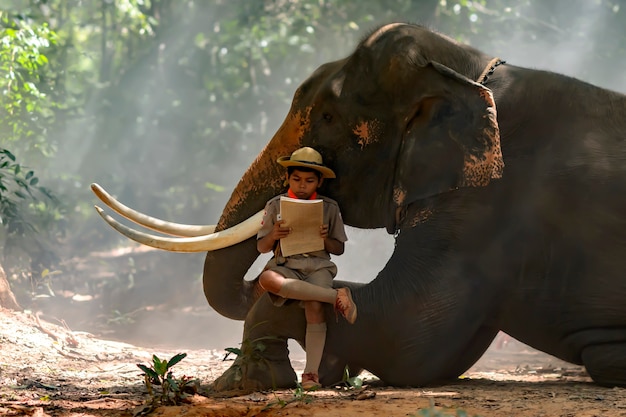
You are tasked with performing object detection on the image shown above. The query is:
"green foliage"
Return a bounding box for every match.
[0,10,58,157]
[33,267,62,297]
[0,9,63,292]
[136,353,198,407]
[413,399,482,417]
[261,364,361,410]
[106,309,136,325]
[223,332,279,385]
[0,144,61,297]
[339,365,364,389]
[0,148,52,234]
[263,382,315,410]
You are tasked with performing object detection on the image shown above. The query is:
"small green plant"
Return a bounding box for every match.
[222,324,279,387]
[292,382,315,402]
[107,309,136,325]
[413,399,482,417]
[262,382,314,410]
[136,353,197,407]
[33,268,62,297]
[223,332,279,363]
[328,365,364,390]
[223,335,276,380]
[339,365,363,389]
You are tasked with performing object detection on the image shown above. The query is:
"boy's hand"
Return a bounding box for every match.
[321,223,345,255]
[271,220,291,240]
[320,224,329,239]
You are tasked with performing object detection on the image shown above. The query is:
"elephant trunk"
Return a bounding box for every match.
[202,108,309,320]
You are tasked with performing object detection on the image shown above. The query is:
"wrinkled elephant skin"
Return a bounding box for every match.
[203,23,626,391]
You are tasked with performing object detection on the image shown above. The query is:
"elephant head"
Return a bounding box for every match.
[93,23,503,339]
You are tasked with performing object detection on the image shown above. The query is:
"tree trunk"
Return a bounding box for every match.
[0,263,21,311]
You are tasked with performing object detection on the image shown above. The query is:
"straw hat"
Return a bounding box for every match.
[277,147,336,178]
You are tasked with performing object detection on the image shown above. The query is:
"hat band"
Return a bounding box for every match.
[292,159,324,166]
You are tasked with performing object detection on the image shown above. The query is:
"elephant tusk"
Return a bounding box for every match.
[91,183,216,237]
[94,205,264,253]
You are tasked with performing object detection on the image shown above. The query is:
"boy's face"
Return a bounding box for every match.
[286,169,322,199]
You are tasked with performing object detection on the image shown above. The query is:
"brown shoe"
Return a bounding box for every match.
[335,287,357,324]
[301,372,321,390]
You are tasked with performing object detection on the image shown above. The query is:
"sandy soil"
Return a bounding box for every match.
[2,309,626,417]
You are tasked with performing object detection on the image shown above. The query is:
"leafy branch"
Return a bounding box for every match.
[0,148,55,236]
[0,11,58,155]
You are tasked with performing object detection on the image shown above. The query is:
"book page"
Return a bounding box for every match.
[279,196,324,257]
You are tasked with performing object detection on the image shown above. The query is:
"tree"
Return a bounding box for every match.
[0,10,59,310]
[0,263,20,310]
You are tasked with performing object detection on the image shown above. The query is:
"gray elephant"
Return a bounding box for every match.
[93,22,626,390]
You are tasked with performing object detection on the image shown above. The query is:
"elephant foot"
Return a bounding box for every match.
[318,352,354,387]
[210,354,297,393]
[207,295,314,393]
[581,338,626,387]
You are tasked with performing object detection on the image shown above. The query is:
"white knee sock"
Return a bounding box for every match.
[277,278,337,304]
[304,322,327,374]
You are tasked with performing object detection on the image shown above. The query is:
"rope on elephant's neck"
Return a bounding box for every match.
[478,57,506,84]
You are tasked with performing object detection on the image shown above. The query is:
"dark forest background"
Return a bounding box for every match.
[1,0,625,349]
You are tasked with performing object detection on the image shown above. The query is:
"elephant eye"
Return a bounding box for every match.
[322,113,333,123]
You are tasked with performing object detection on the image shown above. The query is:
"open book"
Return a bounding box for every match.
[279,196,324,257]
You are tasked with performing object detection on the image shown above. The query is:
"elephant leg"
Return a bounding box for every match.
[441,325,499,380]
[211,293,307,393]
[581,342,626,387]
[318,350,363,386]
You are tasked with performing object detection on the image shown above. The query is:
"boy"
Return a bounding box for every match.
[257,146,357,390]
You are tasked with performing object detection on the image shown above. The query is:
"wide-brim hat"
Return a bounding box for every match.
[277,147,336,178]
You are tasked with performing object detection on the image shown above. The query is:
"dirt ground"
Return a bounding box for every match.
[2,309,626,417]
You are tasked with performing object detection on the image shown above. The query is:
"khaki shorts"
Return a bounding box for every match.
[264,256,337,307]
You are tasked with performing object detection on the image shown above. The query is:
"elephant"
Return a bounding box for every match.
[93,22,626,391]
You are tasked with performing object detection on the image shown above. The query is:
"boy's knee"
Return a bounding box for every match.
[259,270,283,293]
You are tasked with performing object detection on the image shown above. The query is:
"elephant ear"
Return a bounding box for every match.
[393,61,503,207]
